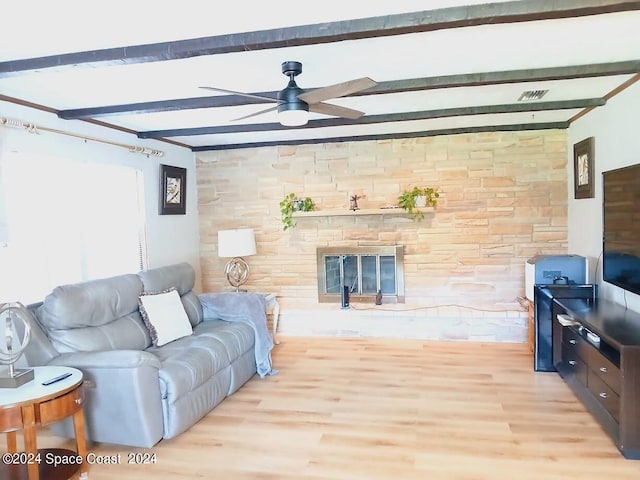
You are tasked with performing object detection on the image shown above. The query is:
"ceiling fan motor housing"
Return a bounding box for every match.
[281,61,302,77]
[278,61,308,114]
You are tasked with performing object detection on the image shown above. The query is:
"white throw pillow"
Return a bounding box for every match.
[139,288,193,347]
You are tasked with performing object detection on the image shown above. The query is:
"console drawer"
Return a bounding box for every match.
[561,328,622,393]
[584,348,621,395]
[562,326,580,346]
[561,342,588,385]
[587,371,620,423]
[38,386,84,426]
[562,328,589,362]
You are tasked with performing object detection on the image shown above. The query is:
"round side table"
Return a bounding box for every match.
[0,366,88,480]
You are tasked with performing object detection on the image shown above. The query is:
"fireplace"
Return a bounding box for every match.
[316,246,405,303]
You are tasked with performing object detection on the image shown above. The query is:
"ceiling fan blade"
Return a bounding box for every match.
[231,105,279,122]
[298,77,377,104]
[309,102,365,120]
[199,86,277,103]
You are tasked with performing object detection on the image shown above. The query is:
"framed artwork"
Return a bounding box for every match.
[573,137,594,199]
[159,164,186,215]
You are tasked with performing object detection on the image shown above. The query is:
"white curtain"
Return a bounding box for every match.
[0,152,147,304]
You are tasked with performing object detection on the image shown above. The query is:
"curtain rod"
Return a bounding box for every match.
[0,116,164,157]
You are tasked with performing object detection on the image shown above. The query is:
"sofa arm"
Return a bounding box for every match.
[46,350,164,448]
[47,349,161,370]
[198,292,266,322]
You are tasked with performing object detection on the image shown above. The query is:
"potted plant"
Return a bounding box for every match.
[279,193,316,230]
[397,186,439,221]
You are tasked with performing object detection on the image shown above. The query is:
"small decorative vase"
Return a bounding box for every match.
[415,195,427,208]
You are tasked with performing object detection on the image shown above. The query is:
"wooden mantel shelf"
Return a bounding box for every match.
[292,207,433,218]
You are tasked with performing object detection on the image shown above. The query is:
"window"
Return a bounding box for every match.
[0,153,147,304]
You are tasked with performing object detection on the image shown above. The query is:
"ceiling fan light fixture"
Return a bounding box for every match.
[277,64,309,127]
[278,102,309,126]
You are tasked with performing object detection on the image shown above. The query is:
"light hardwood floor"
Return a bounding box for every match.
[4,337,640,479]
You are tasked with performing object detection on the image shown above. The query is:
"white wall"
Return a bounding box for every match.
[567,80,640,311]
[0,101,201,285]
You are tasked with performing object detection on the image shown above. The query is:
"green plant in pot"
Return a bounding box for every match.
[279,193,316,230]
[397,186,439,221]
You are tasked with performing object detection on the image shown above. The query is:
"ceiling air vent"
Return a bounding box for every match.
[518,89,549,101]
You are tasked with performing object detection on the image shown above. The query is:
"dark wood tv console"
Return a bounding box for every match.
[552,297,640,459]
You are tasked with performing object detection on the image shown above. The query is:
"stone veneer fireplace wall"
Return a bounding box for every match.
[195,130,569,342]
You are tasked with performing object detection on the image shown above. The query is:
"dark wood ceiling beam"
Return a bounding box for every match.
[0,94,190,148]
[2,0,639,78]
[369,61,640,95]
[138,98,603,138]
[191,122,569,152]
[58,92,277,119]
[57,61,639,120]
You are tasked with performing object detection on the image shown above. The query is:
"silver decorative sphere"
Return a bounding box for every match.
[224,257,250,291]
[0,302,32,366]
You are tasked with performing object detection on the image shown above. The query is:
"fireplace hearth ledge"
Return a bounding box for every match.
[274,308,527,343]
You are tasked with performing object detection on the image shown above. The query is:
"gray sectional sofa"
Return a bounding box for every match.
[22,262,270,448]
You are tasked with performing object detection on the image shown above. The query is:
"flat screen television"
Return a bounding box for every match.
[602,163,640,296]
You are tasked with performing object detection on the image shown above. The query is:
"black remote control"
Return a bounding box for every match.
[42,372,72,386]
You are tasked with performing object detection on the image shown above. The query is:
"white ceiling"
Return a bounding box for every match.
[1,0,639,151]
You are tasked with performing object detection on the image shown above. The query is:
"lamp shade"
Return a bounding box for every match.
[217,228,256,258]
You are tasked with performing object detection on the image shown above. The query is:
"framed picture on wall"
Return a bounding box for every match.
[573,137,594,199]
[159,164,186,215]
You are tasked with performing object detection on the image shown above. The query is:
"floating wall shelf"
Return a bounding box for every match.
[291,207,434,218]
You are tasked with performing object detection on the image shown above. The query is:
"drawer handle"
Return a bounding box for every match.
[599,392,608,399]
[569,339,576,345]
[599,367,608,373]
[568,360,576,366]
[75,398,82,405]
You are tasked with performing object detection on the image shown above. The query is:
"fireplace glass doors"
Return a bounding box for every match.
[317,246,404,303]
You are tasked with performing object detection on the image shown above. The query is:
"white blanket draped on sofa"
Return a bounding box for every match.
[198,292,277,378]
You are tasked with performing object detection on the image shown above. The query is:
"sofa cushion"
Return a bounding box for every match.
[139,288,193,347]
[194,320,255,360]
[137,262,203,327]
[146,335,231,401]
[37,273,151,353]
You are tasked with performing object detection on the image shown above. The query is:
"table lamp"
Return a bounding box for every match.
[218,228,257,292]
[0,302,34,388]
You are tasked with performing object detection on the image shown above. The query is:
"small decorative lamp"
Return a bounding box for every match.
[0,302,34,388]
[217,228,257,292]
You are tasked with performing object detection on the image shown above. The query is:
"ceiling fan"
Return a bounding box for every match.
[199,61,377,127]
